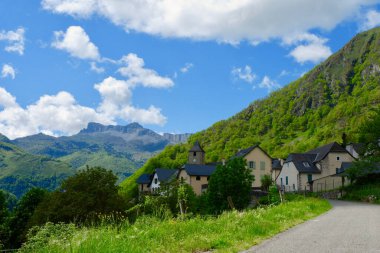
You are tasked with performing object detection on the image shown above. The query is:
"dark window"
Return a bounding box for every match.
[193,152,196,156]
[249,161,256,169]
[308,174,312,182]
[196,176,201,181]
[154,178,158,184]
[286,176,288,185]
[337,156,340,161]
[280,178,283,185]
[293,184,295,190]
[207,176,210,181]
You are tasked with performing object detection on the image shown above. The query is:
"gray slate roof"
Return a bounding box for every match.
[285,153,320,173]
[189,141,205,153]
[136,173,152,184]
[272,158,282,170]
[155,168,179,182]
[182,164,217,176]
[305,142,348,162]
[234,145,272,159]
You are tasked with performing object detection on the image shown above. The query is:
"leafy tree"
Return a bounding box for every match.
[345,156,380,184]
[359,108,380,156]
[0,191,9,249]
[177,183,196,215]
[31,167,126,225]
[260,175,272,191]
[7,188,47,248]
[208,157,254,213]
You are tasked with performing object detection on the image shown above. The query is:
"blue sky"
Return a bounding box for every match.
[0,0,380,139]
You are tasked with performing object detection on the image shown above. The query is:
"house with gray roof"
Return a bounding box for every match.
[276,142,355,192]
[136,173,152,193]
[150,168,179,193]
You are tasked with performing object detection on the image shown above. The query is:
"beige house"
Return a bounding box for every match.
[234,145,279,189]
[136,173,152,194]
[178,141,217,195]
[276,142,355,192]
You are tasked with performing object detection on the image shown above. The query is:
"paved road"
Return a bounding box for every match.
[243,200,380,253]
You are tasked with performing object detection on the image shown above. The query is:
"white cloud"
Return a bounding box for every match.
[117,53,174,88]
[180,63,194,73]
[232,65,256,83]
[94,76,167,126]
[1,64,16,79]
[90,61,105,73]
[42,0,377,44]
[360,9,380,31]
[52,26,100,60]
[258,75,280,91]
[0,28,25,55]
[290,43,332,64]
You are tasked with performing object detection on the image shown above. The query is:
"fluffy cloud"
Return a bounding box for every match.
[94,76,167,125]
[52,26,100,60]
[232,65,256,83]
[117,54,174,88]
[42,0,377,43]
[0,28,25,55]
[360,9,380,31]
[0,88,112,139]
[1,64,16,79]
[285,33,332,64]
[258,76,280,91]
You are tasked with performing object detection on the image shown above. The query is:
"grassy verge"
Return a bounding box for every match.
[342,183,380,204]
[21,197,331,253]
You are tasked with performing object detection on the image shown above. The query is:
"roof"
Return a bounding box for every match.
[234,145,272,159]
[136,173,152,184]
[272,159,282,170]
[189,141,205,153]
[155,168,179,182]
[305,142,348,162]
[182,164,217,176]
[347,143,366,155]
[285,153,321,174]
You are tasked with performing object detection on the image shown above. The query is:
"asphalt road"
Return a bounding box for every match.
[242,200,380,253]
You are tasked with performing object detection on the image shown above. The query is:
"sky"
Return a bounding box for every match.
[1,0,380,139]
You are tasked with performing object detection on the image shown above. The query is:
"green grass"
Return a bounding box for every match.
[342,183,380,204]
[21,197,331,253]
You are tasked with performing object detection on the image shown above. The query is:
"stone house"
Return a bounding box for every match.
[276,142,355,192]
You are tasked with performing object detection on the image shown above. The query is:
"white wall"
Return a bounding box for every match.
[276,162,299,192]
[150,173,160,193]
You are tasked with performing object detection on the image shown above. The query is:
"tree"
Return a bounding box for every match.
[207,157,254,213]
[260,174,272,191]
[7,188,47,248]
[31,167,126,225]
[0,191,10,249]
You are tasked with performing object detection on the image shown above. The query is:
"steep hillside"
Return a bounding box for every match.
[0,141,74,198]
[12,122,190,182]
[121,27,380,198]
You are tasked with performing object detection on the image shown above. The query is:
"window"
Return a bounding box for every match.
[337,156,340,161]
[303,162,310,167]
[260,161,265,170]
[293,184,295,190]
[154,178,158,184]
[307,174,312,182]
[193,152,196,156]
[249,161,256,169]
[286,176,288,185]
[196,176,201,181]
[280,178,283,186]
[207,176,210,181]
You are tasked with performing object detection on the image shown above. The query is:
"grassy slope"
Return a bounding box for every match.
[0,141,74,198]
[121,27,380,199]
[22,197,331,253]
[342,183,380,204]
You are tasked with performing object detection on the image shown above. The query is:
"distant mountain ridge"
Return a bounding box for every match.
[8,122,191,185]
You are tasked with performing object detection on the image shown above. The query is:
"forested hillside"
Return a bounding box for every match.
[0,141,74,198]
[121,27,380,198]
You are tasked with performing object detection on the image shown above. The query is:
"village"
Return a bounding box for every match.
[136,140,363,197]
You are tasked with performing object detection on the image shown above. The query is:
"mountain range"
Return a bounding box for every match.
[0,123,191,197]
[120,27,380,198]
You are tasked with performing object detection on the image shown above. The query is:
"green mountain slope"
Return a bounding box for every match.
[12,123,186,182]
[0,141,74,198]
[121,27,380,198]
